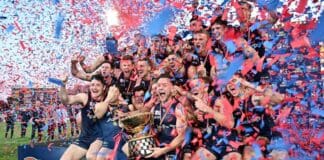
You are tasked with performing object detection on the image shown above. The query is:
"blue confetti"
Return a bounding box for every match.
[272,104,281,110]
[203,131,212,139]
[224,40,236,54]
[316,131,323,139]
[257,0,281,11]
[273,48,288,55]
[105,38,118,54]
[48,77,65,87]
[141,125,150,135]
[160,0,166,5]
[211,146,222,154]
[310,100,316,107]
[221,137,228,144]
[6,25,14,33]
[183,127,192,145]
[263,41,274,49]
[221,0,230,6]
[143,90,151,102]
[250,20,269,32]
[213,53,228,69]
[56,54,63,59]
[52,0,60,5]
[144,7,176,36]
[250,22,261,32]
[252,143,263,159]
[260,119,265,129]
[54,12,64,39]
[271,65,280,72]
[28,81,33,88]
[244,127,254,133]
[310,11,324,43]
[300,100,307,106]
[218,55,244,84]
[311,108,324,117]
[267,138,291,151]
[286,89,298,96]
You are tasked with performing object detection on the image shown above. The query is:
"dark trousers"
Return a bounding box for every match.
[47,123,56,140]
[5,122,14,138]
[21,122,28,137]
[58,122,67,138]
[70,118,79,136]
[31,124,43,142]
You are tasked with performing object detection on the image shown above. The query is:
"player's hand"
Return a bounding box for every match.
[145,147,167,158]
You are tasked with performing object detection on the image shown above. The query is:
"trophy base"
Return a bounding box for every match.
[128,135,156,158]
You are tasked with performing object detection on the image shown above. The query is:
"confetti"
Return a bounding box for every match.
[144,7,176,36]
[54,12,65,39]
[48,77,65,87]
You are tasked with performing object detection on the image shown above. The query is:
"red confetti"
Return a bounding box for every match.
[295,0,308,13]
[223,27,242,41]
[299,20,317,30]
[229,141,243,149]
[222,8,229,21]
[206,38,213,52]
[290,35,311,48]
[81,18,92,25]
[231,0,245,22]
[241,59,255,76]
[170,0,184,9]
[19,40,26,50]
[14,21,22,32]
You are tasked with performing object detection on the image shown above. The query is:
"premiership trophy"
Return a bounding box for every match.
[119,111,156,158]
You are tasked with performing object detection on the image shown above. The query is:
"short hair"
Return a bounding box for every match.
[200,76,212,84]
[173,34,182,43]
[90,74,106,85]
[133,85,146,94]
[138,57,153,68]
[190,14,200,23]
[102,61,114,69]
[210,16,227,27]
[194,29,210,38]
[167,52,181,58]
[120,55,134,63]
[157,73,172,82]
[151,34,162,40]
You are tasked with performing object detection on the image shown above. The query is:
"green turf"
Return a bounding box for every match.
[0,122,32,160]
[0,122,76,160]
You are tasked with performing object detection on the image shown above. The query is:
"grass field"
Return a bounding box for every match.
[0,122,32,160]
[0,122,76,160]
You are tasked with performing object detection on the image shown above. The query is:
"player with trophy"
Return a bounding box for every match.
[120,74,188,160]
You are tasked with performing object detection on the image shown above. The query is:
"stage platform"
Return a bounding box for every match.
[17,138,85,160]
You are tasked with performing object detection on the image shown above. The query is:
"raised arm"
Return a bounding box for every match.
[80,54,110,73]
[71,61,93,81]
[233,76,285,105]
[193,95,234,129]
[58,76,88,106]
[94,86,120,119]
